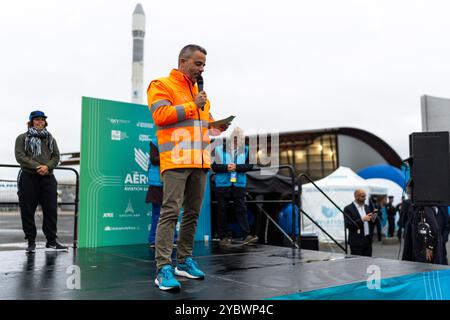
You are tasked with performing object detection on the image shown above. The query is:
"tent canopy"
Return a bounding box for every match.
[302,167,388,195]
[364,178,404,205]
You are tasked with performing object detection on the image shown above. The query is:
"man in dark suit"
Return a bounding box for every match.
[344,189,377,257]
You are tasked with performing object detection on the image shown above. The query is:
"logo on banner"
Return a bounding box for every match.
[104,226,138,232]
[118,199,141,218]
[134,148,149,171]
[321,206,339,219]
[124,172,147,186]
[123,148,149,191]
[111,130,129,141]
[137,122,153,128]
[139,134,152,142]
[125,199,135,214]
[108,118,131,125]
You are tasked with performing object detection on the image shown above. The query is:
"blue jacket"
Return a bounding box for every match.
[212,144,252,188]
[278,203,300,237]
[147,137,162,187]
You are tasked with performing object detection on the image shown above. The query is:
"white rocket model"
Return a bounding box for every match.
[131,4,146,104]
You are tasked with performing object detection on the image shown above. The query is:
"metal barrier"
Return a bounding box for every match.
[210,166,351,253]
[210,165,300,249]
[298,173,356,254]
[0,164,79,248]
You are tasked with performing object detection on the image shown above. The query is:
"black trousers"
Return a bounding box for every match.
[250,194,263,239]
[350,236,373,257]
[387,215,396,237]
[216,186,250,239]
[17,170,58,242]
[374,217,382,241]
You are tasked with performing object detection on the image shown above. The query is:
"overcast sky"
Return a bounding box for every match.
[2,0,450,166]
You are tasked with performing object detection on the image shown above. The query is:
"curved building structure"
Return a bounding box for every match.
[252,127,402,181]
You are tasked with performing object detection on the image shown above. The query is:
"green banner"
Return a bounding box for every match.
[79,97,211,248]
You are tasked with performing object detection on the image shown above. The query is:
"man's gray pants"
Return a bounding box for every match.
[155,168,207,272]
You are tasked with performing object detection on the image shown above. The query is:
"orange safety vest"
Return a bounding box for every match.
[147,69,214,174]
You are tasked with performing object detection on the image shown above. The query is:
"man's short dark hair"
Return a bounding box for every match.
[178,44,207,63]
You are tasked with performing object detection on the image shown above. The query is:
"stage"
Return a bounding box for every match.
[1,242,449,300]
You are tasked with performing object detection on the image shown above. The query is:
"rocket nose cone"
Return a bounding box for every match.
[133,3,145,15]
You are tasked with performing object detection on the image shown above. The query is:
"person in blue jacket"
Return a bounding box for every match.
[145,137,177,248]
[211,127,258,246]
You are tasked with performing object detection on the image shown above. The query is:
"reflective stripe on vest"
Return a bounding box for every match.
[155,119,209,131]
[150,99,171,114]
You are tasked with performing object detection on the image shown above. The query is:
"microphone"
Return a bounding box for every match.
[197,75,204,92]
[197,75,204,110]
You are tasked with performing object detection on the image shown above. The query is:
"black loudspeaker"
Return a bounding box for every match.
[409,132,450,206]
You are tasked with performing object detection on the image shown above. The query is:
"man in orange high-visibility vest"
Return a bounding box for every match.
[148,44,229,291]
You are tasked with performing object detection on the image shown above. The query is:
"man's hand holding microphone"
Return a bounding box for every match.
[195,74,207,111]
[194,91,207,111]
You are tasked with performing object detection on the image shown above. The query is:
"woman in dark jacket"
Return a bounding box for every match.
[15,110,67,253]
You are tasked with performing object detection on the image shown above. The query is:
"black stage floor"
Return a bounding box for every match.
[1,242,449,300]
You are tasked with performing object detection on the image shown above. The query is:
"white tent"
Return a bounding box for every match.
[365,178,405,206]
[301,167,388,242]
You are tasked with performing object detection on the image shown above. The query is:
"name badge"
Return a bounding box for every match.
[357,229,361,234]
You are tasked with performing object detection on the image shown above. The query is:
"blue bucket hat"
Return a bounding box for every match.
[29,110,47,121]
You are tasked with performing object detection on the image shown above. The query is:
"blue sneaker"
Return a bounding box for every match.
[175,257,205,279]
[154,265,181,291]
